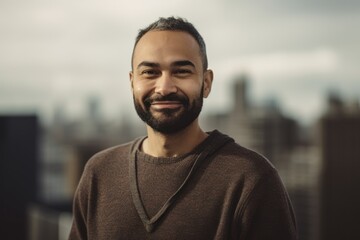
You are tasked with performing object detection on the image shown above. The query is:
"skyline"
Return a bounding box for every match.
[1,0,359,124]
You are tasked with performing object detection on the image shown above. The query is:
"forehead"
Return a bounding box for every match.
[133,30,202,67]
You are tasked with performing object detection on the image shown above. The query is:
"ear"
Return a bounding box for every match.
[129,71,134,91]
[203,69,213,98]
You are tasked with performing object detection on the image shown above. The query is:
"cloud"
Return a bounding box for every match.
[215,48,339,81]
[0,0,359,124]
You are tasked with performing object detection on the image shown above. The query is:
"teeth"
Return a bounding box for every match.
[152,101,180,104]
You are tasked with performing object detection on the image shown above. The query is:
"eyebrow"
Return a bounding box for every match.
[171,60,195,68]
[136,61,160,69]
[136,60,196,70]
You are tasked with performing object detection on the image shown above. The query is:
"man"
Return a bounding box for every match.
[69,17,297,240]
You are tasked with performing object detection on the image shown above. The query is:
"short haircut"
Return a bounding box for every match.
[131,17,208,71]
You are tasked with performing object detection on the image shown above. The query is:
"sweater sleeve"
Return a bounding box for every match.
[235,169,298,240]
[68,163,92,240]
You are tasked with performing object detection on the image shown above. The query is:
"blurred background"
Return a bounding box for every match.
[1,0,360,239]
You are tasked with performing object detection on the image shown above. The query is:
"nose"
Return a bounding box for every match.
[154,73,177,96]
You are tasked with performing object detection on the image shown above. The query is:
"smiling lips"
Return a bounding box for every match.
[151,101,183,110]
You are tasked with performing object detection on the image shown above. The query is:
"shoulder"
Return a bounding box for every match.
[74,139,142,199]
[207,130,275,177]
[83,139,137,175]
[214,140,277,178]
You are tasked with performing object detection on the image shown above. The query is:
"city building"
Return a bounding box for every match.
[0,115,39,240]
[204,74,298,168]
[318,93,360,240]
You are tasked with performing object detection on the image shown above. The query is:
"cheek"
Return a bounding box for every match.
[133,81,153,100]
[182,82,203,97]
[133,85,143,95]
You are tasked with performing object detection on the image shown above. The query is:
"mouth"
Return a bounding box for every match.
[151,101,183,110]
[143,93,189,111]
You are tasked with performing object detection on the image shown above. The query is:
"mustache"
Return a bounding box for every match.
[144,93,189,107]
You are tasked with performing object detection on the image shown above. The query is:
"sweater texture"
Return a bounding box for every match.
[69,130,297,240]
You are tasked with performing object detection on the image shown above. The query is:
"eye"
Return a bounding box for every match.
[173,68,192,76]
[140,69,160,78]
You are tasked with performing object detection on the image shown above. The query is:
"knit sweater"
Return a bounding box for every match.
[69,130,297,240]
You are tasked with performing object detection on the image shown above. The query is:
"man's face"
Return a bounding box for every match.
[130,30,212,134]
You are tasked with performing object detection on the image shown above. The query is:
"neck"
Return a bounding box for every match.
[142,119,208,157]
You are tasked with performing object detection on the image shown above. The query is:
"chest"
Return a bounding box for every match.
[88,169,240,240]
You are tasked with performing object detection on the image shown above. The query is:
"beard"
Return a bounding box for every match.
[133,87,204,134]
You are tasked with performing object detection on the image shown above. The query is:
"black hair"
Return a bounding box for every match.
[131,17,208,70]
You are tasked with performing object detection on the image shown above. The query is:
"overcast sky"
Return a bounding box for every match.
[1,0,359,124]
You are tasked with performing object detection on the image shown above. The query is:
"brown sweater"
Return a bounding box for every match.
[69,130,297,240]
